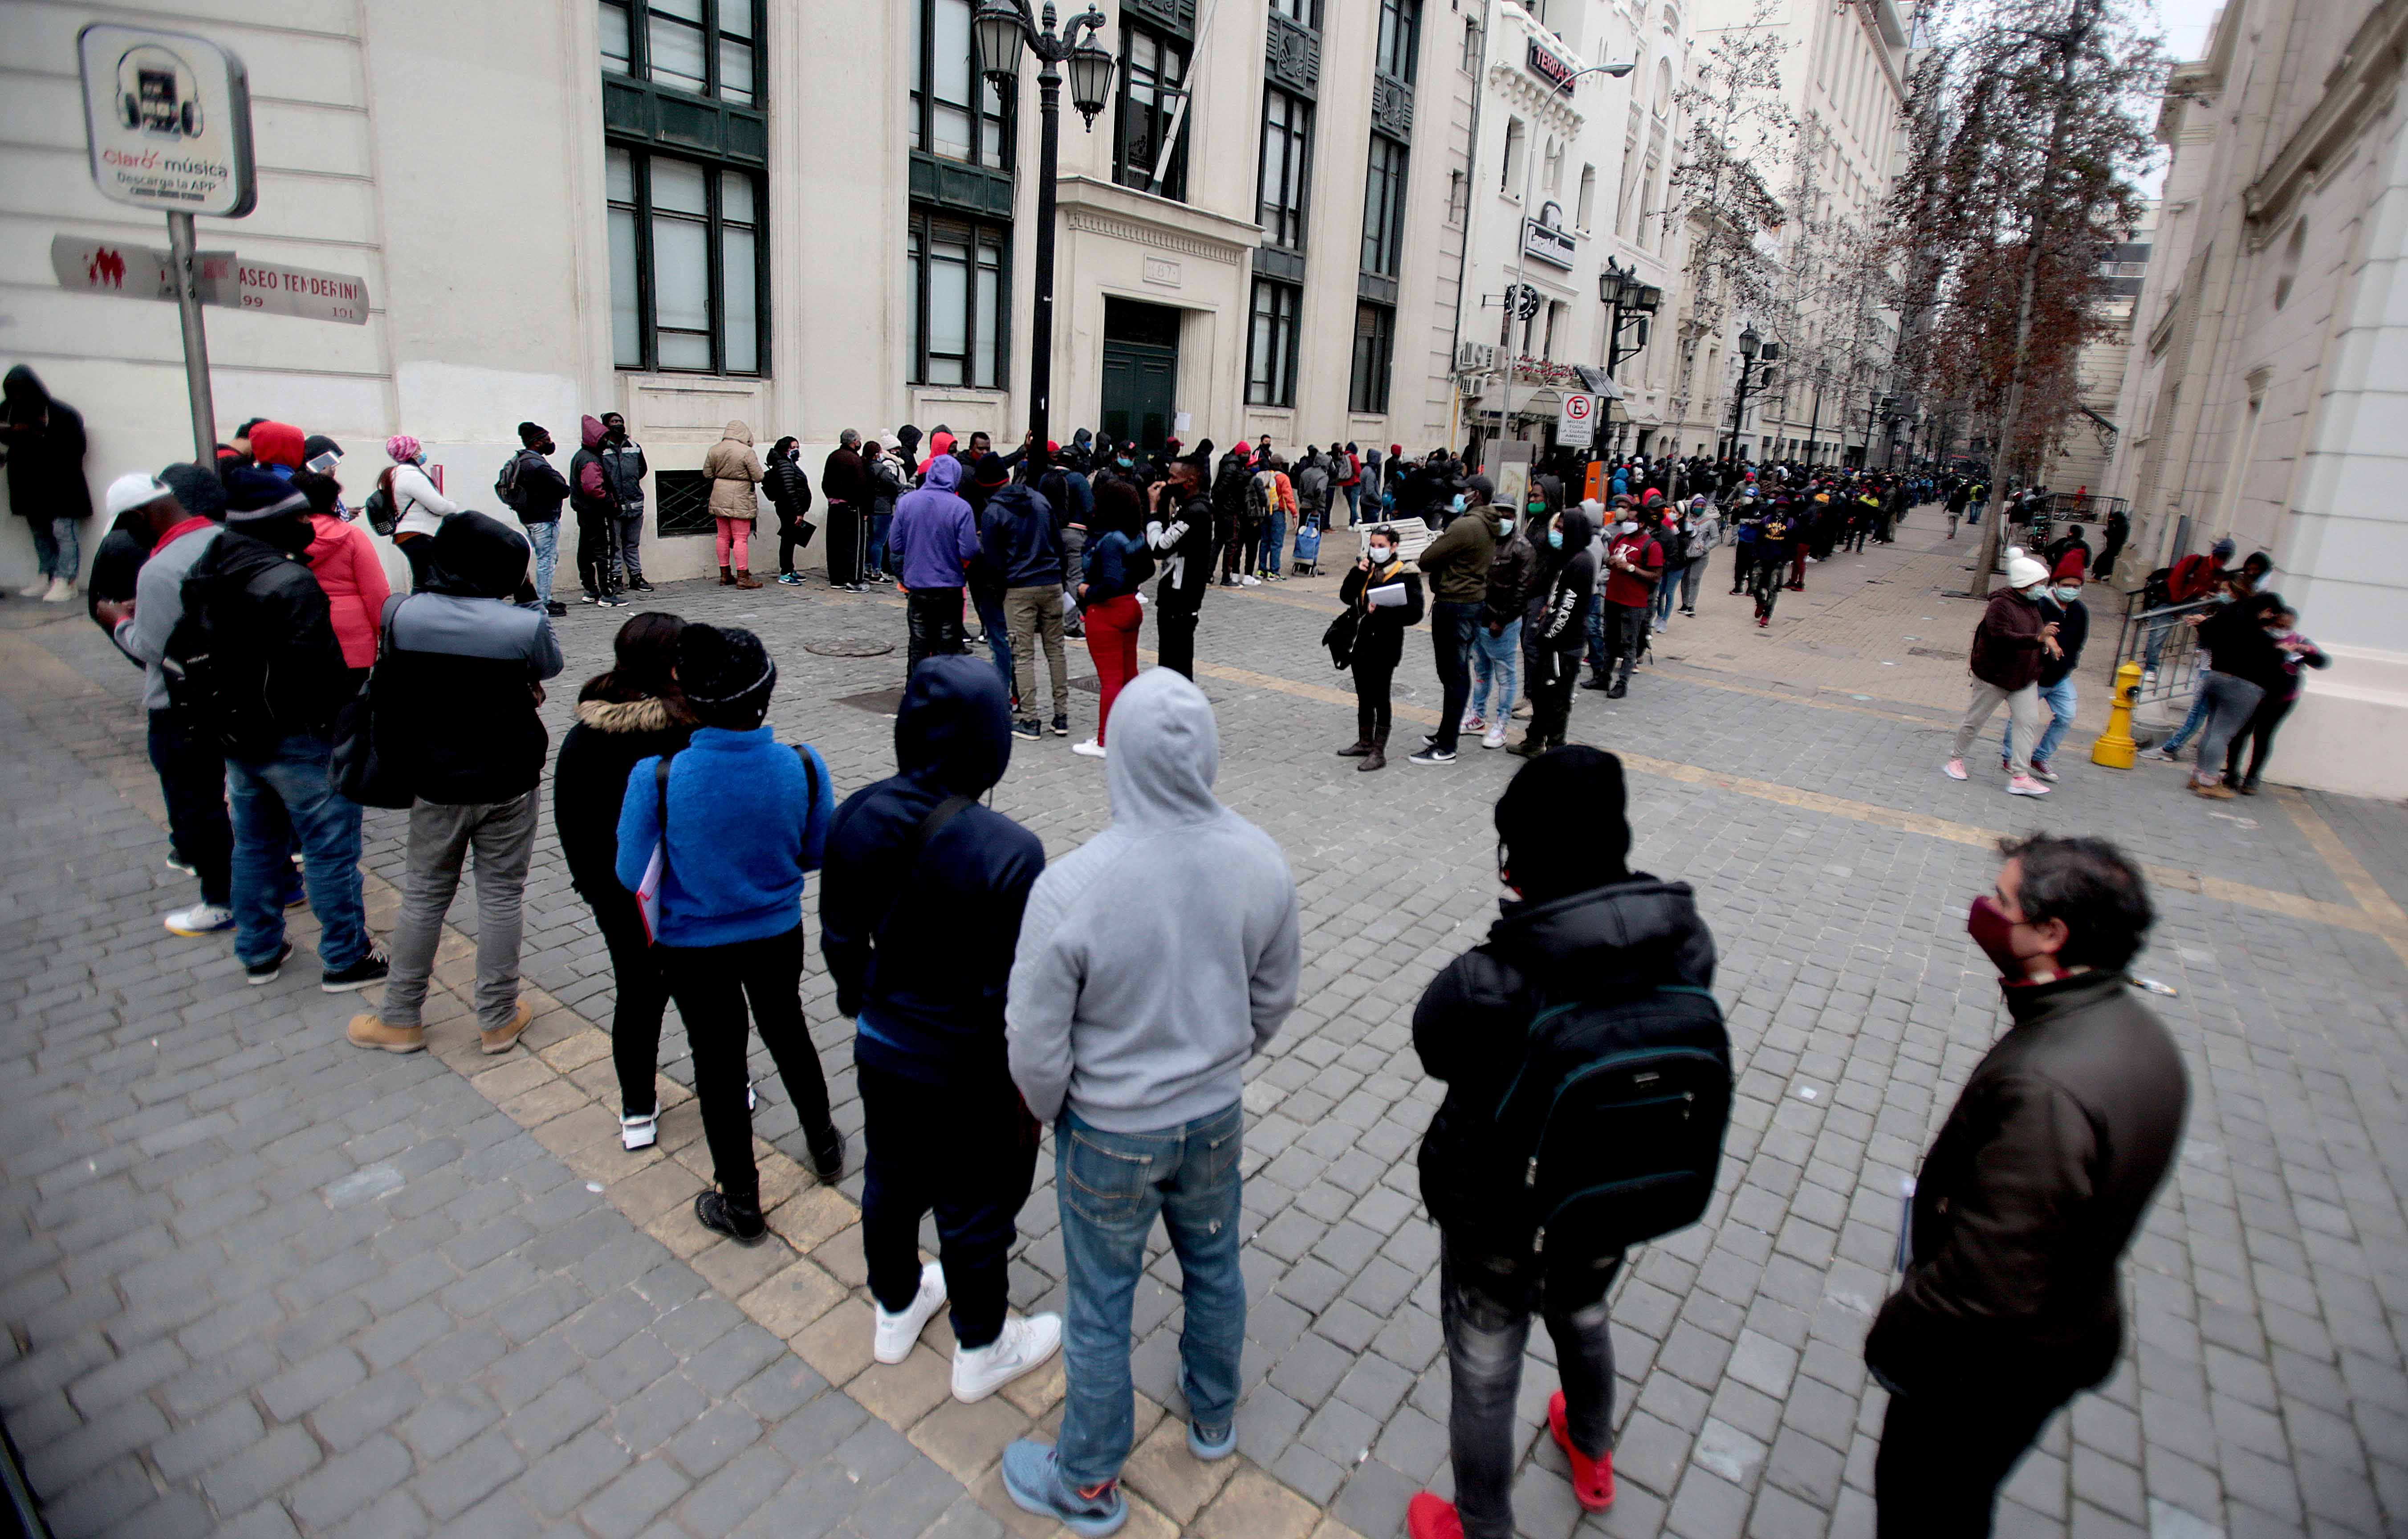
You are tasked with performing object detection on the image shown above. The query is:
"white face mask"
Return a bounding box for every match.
[2020,582,2046,598]
[1370,547,1394,564]
[1497,517,1516,536]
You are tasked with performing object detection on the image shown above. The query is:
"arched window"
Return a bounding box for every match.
[1653,58,1672,117]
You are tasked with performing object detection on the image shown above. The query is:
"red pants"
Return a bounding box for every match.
[1790,542,1808,587]
[1084,594,1143,744]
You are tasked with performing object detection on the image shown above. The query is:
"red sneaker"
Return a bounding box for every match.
[1549,1391,1615,1511]
[1406,1492,1465,1539]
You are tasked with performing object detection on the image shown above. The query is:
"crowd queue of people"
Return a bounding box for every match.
[17,362,2202,1538]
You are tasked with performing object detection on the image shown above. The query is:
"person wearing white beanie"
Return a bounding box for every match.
[1944,548,2062,795]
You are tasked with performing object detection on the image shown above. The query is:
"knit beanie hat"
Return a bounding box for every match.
[972,452,1011,489]
[2004,548,2049,589]
[223,468,309,523]
[676,624,776,719]
[386,434,422,463]
[2052,549,2088,582]
[157,462,226,521]
[1496,747,1632,901]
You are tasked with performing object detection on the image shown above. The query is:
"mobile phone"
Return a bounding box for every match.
[306,450,342,475]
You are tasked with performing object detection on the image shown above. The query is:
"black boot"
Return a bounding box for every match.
[1358,733,1388,772]
[1508,733,1546,758]
[695,1189,768,1246]
[1580,672,1611,691]
[1607,680,1627,700]
[806,1124,846,1183]
[1336,738,1374,757]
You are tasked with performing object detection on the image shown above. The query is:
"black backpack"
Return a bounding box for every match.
[162,571,280,759]
[494,451,525,511]
[1484,984,1733,1258]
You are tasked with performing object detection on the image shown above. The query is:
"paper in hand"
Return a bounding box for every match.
[1368,583,1409,609]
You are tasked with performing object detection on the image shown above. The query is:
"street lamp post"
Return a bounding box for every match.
[1598,259,1659,465]
[1722,326,1775,465]
[976,0,1115,449]
[1803,361,1830,468]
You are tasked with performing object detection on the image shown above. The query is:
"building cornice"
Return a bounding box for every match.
[1054,176,1257,265]
[1485,61,1586,138]
[2242,0,2408,240]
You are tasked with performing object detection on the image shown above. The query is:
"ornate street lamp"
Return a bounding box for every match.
[976,0,1113,447]
[1725,327,1767,463]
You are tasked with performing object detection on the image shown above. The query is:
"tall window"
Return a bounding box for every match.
[1350,302,1394,414]
[1247,279,1301,407]
[607,147,764,374]
[1375,0,1420,84]
[1257,90,1312,250]
[1361,135,1408,276]
[598,0,758,104]
[905,210,1009,388]
[1115,27,1190,200]
[911,0,1012,169]
[1270,0,1322,21]
[1576,163,1596,228]
[1460,15,1482,71]
[1501,118,1525,192]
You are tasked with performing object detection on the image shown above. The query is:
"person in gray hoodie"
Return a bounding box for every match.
[1000,668,1301,1535]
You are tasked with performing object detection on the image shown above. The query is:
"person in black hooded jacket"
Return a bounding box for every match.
[1512,502,1597,757]
[819,653,1060,1401]
[346,511,563,1058]
[1405,748,1719,1539]
[765,436,815,585]
[553,611,697,1145]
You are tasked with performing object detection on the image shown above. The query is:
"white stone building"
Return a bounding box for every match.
[2096,0,2408,799]
[2,0,1492,588]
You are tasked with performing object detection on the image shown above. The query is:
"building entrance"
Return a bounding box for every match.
[1099,297,1180,452]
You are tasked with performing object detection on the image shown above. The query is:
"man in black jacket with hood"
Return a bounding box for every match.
[1147,458,1215,678]
[820,654,1061,1403]
[347,511,563,1057]
[1405,748,1719,1539]
[1867,835,2185,1537]
[1512,502,1596,757]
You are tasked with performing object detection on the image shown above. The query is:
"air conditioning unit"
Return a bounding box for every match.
[1455,342,1499,374]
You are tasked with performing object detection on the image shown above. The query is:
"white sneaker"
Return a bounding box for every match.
[747,1079,757,1112]
[42,577,75,603]
[164,903,235,936]
[1071,739,1107,759]
[2006,775,2052,797]
[1241,574,1261,587]
[17,579,49,598]
[952,1312,1062,1403]
[1482,724,1507,750]
[874,1262,948,1364]
[621,1104,659,1152]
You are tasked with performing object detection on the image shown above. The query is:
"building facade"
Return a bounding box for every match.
[3,0,1482,587]
[2098,0,2408,799]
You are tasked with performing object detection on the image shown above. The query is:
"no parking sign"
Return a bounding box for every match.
[1558,392,1598,448]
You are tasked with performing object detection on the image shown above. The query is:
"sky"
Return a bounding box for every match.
[2135,0,2224,197]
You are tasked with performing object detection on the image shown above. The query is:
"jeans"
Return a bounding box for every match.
[1342,483,1361,524]
[2141,615,2181,673]
[2161,671,2215,752]
[1603,599,1647,688]
[2192,672,2266,786]
[225,733,368,971]
[1952,681,2043,778]
[974,589,1013,700]
[1874,1381,2064,1539]
[149,708,230,907]
[1653,566,1684,624]
[586,882,669,1117]
[1430,601,1478,751]
[1005,583,1069,719]
[865,512,892,579]
[379,794,538,1032]
[1469,619,1520,725]
[1584,594,1609,676]
[1257,510,1285,574]
[615,509,646,581]
[1055,1102,1246,1486]
[30,516,82,580]
[656,925,835,1204]
[905,588,966,676]
[1085,594,1143,744]
[525,520,560,602]
[2003,676,2077,767]
[860,1066,1039,1353]
[1441,1241,1623,1539]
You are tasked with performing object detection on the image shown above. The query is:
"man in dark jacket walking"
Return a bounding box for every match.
[1869,835,2185,1538]
[502,422,571,615]
[179,471,379,988]
[348,512,564,1057]
[1410,474,1497,765]
[821,655,1062,1404]
[1946,550,2060,794]
[981,471,1068,741]
[1404,748,1720,1539]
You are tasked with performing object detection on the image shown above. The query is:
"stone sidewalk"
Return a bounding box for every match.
[4,511,2407,1539]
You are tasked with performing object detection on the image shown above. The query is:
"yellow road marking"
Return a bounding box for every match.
[2273,786,2408,966]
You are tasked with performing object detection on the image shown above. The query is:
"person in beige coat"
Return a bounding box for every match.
[702,420,765,588]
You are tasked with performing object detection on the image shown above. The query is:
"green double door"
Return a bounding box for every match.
[1099,298,1180,452]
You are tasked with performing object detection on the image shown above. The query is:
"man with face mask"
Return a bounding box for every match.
[1869,836,2184,1538]
[1945,550,2059,794]
[1513,503,1597,757]
[2001,551,2089,782]
[1464,489,1534,750]
[1409,475,1497,765]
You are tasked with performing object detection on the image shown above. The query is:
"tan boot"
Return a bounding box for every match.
[347,1014,425,1054]
[480,999,534,1055]
[734,569,762,590]
[719,565,736,586]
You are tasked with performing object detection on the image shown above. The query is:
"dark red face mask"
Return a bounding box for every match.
[1967,895,2029,977]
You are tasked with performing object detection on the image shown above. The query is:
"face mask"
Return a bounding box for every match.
[1118,457,1133,469]
[2054,586,2081,603]
[1369,548,1394,564]
[2020,583,2046,598]
[1526,501,1546,516]
[1619,521,1639,535]
[1966,895,2035,978]
[1497,517,1516,536]
[1546,529,1563,550]
[1449,494,1466,513]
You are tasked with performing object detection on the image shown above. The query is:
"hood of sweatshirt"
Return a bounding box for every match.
[249,421,305,470]
[1554,502,1595,554]
[894,653,1010,796]
[574,695,690,734]
[1104,669,1221,830]
[2,365,53,416]
[581,415,606,451]
[1486,875,1716,998]
[927,431,956,463]
[424,509,530,598]
[720,420,752,446]
[920,454,963,495]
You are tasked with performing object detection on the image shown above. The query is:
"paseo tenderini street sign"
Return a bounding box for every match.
[50,236,371,326]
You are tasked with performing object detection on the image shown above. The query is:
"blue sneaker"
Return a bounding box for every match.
[1187,1420,1236,1462]
[999,1440,1127,1536]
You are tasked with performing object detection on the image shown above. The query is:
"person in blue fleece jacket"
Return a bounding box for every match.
[615,623,839,1244]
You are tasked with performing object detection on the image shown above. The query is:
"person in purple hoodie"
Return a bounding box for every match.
[890,454,981,675]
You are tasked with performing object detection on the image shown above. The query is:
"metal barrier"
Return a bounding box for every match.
[2113,593,2217,713]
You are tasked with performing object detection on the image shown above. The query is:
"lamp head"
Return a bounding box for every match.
[1068,17,1115,126]
[974,0,1027,89]
[1738,326,1761,358]
[1599,61,1636,77]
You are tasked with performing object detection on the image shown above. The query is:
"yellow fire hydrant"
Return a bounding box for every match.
[2092,660,2142,768]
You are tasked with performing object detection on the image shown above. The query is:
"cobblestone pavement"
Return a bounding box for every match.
[3,501,2405,1539]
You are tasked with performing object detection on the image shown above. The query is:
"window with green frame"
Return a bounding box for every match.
[905,209,1010,388]
[599,0,760,104]
[607,146,765,374]
[1247,278,1301,407]
[1114,26,1190,200]
[911,0,1014,169]
[1350,301,1394,414]
[1361,134,1408,277]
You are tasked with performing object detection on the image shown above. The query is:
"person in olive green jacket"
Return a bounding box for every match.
[1410,475,1499,765]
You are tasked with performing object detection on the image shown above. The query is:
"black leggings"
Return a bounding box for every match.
[1354,658,1395,743]
[657,926,834,1203]
[1749,553,1784,622]
[586,883,669,1119]
[2225,690,2296,786]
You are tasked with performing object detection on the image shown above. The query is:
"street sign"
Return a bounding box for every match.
[77,24,256,217]
[1558,392,1598,448]
[51,235,370,326]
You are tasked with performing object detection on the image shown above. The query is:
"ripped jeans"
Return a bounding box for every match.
[1440,1239,1624,1539]
[1054,1101,1245,1487]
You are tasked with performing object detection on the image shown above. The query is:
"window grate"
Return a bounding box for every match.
[655,469,715,537]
